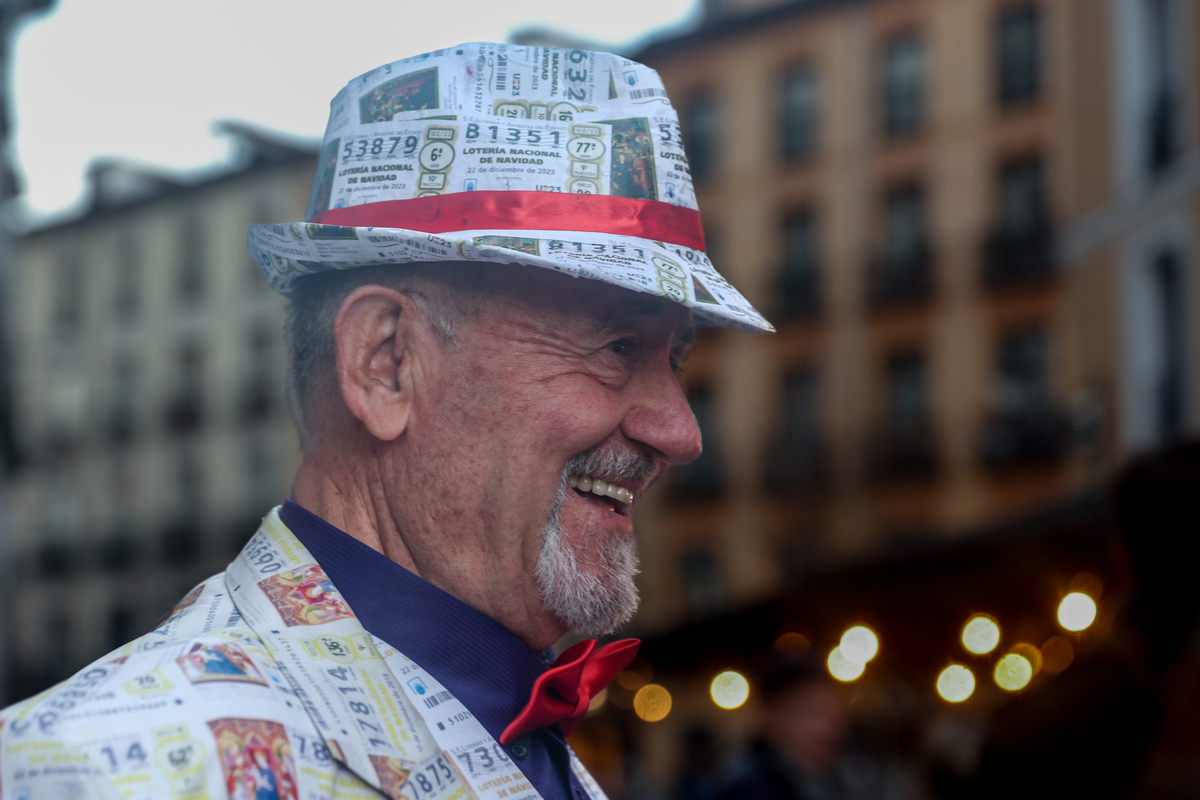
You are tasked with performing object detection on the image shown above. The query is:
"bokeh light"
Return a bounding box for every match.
[710,671,751,710]
[587,688,608,712]
[961,614,1001,655]
[993,652,1033,691]
[936,665,976,703]
[1070,572,1104,598]
[1010,642,1043,676]
[633,684,672,722]
[827,647,866,682]
[1041,635,1075,675]
[774,631,811,654]
[1058,592,1097,632]
[616,670,647,691]
[839,626,879,664]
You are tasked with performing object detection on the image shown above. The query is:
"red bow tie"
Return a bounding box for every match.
[500,638,640,745]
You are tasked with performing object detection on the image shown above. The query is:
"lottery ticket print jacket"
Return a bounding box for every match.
[0,508,606,800]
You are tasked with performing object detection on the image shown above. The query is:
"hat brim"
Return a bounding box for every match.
[248,221,774,334]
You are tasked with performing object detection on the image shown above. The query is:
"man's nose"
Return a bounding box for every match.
[621,363,703,465]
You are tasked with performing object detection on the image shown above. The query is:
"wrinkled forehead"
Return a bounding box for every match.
[478,263,695,349]
[588,290,696,352]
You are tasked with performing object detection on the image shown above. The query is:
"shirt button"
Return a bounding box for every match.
[510,742,529,759]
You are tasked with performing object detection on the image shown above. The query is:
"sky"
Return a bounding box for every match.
[7,0,699,222]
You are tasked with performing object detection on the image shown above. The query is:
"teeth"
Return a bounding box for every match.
[567,475,635,506]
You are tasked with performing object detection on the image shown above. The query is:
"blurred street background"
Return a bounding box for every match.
[1,0,1198,798]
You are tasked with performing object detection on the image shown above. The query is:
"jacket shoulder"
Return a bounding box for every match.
[1,573,337,800]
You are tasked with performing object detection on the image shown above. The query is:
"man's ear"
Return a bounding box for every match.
[333,285,422,442]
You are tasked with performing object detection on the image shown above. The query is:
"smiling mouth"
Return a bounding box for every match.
[567,474,634,517]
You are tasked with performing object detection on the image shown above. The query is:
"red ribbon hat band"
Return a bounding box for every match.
[501,638,639,745]
[310,192,707,253]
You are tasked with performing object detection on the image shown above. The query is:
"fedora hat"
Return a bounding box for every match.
[248,42,772,333]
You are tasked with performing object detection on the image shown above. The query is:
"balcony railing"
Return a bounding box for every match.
[868,247,932,309]
[983,227,1053,287]
[979,405,1070,468]
[867,419,938,482]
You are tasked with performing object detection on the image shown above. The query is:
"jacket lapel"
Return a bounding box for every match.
[226,509,429,797]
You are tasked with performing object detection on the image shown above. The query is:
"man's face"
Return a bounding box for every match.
[392,267,700,641]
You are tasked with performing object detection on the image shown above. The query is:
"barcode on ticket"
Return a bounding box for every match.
[424,690,453,709]
[628,88,668,100]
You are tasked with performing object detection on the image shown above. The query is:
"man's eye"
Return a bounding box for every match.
[606,338,635,357]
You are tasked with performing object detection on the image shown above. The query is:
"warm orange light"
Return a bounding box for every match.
[774,632,811,654]
[587,688,608,712]
[1010,642,1043,676]
[633,684,672,722]
[616,670,646,691]
[1041,636,1074,674]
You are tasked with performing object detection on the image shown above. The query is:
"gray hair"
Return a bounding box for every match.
[283,264,488,448]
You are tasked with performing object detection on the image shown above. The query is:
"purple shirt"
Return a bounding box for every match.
[280,500,589,800]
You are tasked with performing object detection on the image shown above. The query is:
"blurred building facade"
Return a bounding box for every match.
[601,0,1200,792]
[0,126,312,701]
[0,2,1194,791]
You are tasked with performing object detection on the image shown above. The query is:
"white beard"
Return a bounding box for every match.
[533,449,653,635]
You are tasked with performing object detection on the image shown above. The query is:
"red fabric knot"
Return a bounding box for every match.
[500,638,639,745]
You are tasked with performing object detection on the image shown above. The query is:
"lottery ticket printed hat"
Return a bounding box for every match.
[247,43,773,333]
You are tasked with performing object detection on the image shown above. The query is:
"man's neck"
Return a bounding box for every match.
[289,456,569,652]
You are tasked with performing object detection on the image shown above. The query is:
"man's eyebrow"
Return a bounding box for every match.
[592,296,666,334]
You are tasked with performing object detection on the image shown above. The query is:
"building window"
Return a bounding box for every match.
[778,212,820,319]
[165,342,204,433]
[671,386,724,497]
[241,323,277,423]
[780,67,818,160]
[871,185,931,305]
[114,230,141,320]
[985,157,1052,285]
[163,446,202,564]
[40,475,82,577]
[178,215,206,303]
[870,351,936,479]
[980,328,1069,465]
[882,35,925,136]
[1153,250,1186,440]
[245,433,279,515]
[680,548,723,615]
[108,608,135,650]
[997,5,1041,105]
[107,355,138,444]
[52,248,84,332]
[46,359,86,456]
[764,370,824,491]
[682,94,718,182]
[1146,0,1180,174]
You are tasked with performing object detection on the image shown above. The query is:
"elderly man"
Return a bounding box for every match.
[0,44,770,800]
